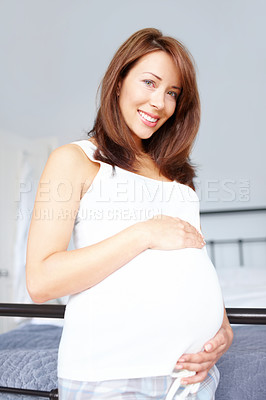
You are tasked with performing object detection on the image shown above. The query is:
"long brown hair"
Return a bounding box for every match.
[89,28,200,189]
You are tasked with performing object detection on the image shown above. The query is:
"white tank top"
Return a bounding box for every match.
[57,139,224,382]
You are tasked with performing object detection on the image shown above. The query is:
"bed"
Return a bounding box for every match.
[0,304,266,400]
[0,323,60,399]
[0,304,63,400]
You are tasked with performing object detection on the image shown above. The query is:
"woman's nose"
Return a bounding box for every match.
[150,89,165,110]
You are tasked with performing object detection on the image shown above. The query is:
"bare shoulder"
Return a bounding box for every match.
[47,143,93,170]
[45,143,99,187]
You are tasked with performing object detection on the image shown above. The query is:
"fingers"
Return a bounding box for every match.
[175,325,233,386]
[175,353,214,385]
[175,219,201,235]
[147,215,205,250]
[176,360,212,373]
[181,370,209,385]
[176,347,222,368]
[183,233,205,248]
[204,327,227,353]
[174,219,205,248]
[174,327,229,385]
[183,223,206,246]
[177,351,214,366]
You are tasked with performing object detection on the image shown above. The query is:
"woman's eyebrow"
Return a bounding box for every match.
[143,72,182,91]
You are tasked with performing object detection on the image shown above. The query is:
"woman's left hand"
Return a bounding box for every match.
[175,308,233,385]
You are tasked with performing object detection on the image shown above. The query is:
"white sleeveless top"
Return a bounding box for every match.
[57,139,224,382]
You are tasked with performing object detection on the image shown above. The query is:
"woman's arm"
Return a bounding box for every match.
[26,144,205,303]
[175,308,234,384]
[26,144,148,303]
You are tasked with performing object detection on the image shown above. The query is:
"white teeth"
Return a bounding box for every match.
[139,111,158,123]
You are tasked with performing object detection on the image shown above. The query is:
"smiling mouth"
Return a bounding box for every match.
[138,110,159,124]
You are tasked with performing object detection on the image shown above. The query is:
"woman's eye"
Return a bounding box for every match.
[144,79,155,87]
[168,91,178,99]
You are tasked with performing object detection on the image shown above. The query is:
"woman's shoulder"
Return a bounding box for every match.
[49,140,98,170]
[44,141,100,196]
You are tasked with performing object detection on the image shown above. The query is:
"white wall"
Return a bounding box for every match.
[0,0,265,207]
[0,0,265,313]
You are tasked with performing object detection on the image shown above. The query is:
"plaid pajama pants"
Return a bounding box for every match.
[58,365,219,400]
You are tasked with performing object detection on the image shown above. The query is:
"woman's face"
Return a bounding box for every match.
[118,50,182,146]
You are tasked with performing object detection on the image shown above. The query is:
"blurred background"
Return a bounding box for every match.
[0,0,265,332]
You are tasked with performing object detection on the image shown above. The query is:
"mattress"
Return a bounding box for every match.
[217,266,266,307]
[0,323,61,399]
[216,325,266,400]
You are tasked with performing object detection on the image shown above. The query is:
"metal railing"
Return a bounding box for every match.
[200,207,266,266]
[1,303,266,325]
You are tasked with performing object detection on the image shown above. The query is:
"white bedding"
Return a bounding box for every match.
[216,266,266,307]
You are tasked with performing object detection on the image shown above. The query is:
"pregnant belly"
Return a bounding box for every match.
[115,247,224,351]
[66,247,224,378]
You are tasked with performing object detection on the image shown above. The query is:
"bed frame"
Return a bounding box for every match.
[0,304,266,399]
[200,207,266,266]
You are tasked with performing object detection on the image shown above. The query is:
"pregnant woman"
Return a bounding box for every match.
[26,28,233,399]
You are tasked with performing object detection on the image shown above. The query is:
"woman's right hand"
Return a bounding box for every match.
[142,215,205,251]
